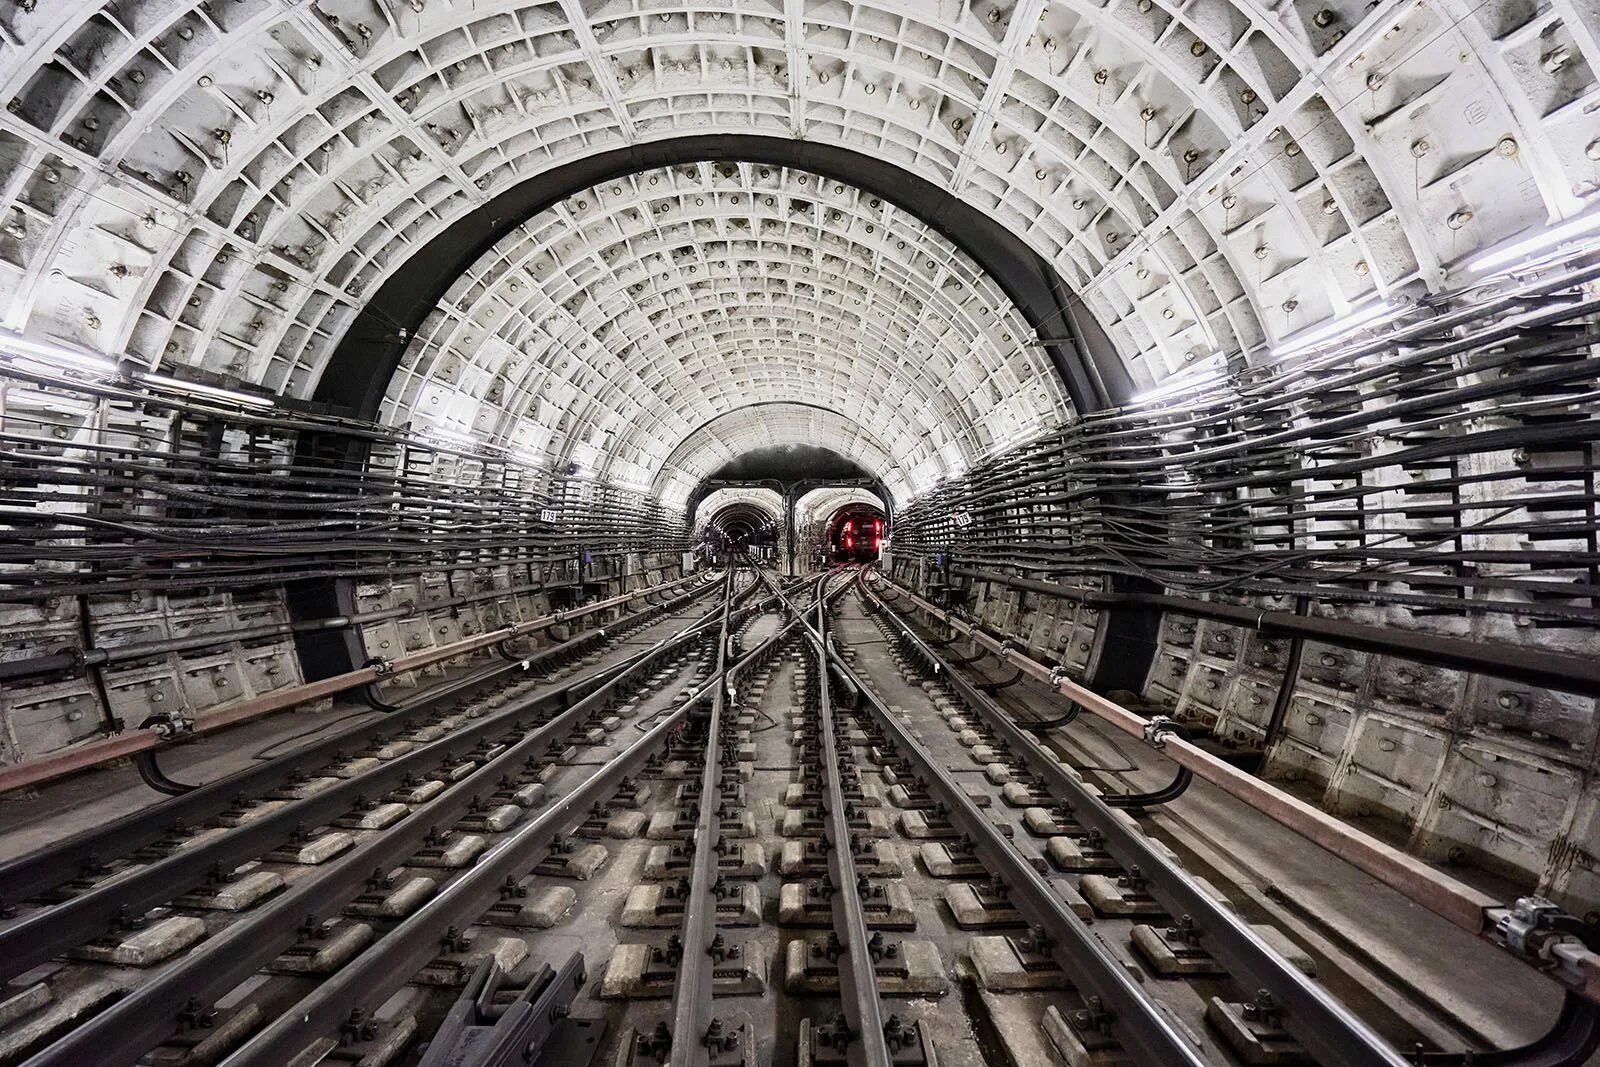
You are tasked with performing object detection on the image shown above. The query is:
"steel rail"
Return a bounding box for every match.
[807,572,893,1067]
[0,583,740,984]
[0,572,713,796]
[215,708,691,1067]
[14,579,754,1067]
[859,580,1413,1067]
[220,570,834,1067]
[0,577,718,911]
[870,573,1600,1004]
[760,568,1214,1067]
[666,567,738,1067]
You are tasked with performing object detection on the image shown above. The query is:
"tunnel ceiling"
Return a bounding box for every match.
[692,486,784,532]
[381,161,1068,504]
[2,0,1598,508]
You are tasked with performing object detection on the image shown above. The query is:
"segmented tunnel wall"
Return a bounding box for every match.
[891,264,1600,915]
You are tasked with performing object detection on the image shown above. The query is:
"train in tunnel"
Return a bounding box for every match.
[827,506,887,564]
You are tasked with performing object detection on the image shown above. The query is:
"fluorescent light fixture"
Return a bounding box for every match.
[1129,355,1227,405]
[425,426,477,447]
[1469,210,1600,275]
[135,371,273,408]
[0,332,120,376]
[1270,300,1407,360]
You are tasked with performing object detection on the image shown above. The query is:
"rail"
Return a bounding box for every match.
[870,571,1600,1007]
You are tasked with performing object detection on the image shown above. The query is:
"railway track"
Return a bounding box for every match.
[0,570,792,1067]
[1,564,1589,1067]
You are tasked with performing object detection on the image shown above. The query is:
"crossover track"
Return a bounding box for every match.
[3,565,1587,1067]
[0,570,797,1067]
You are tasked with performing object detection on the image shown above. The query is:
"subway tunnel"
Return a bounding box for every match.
[0,1,1599,1064]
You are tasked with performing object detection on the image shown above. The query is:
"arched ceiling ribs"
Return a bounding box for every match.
[380,161,1067,499]
[656,403,909,511]
[694,487,785,534]
[0,0,1595,416]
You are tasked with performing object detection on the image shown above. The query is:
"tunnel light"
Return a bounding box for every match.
[1468,210,1600,275]
[0,333,120,377]
[425,426,478,447]
[1269,300,1407,361]
[1129,355,1226,405]
[135,371,274,408]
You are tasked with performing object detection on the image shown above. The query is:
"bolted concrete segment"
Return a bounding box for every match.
[264,830,356,865]
[1080,874,1167,918]
[1207,993,1309,1065]
[277,1017,417,1067]
[398,779,447,804]
[620,882,762,928]
[278,776,340,799]
[1132,920,1227,978]
[0,980,122,1067]
[174,869,284,911]
[969,935,1070,991]
[943,884,1025,928]
[799,1015,938,1067]
[644,842,766,879]
[777,839,900,877]
[1044,1003,1131,1067]
[0,985,51,1030]
[329,757,381,779]
[487,884,577,928]
[147,1003,263,1067]
[897,811,941,839]
[214,799,289,827]
[1023,807,1069,836]
[602,810,648,838]
[1000,782,1041,806]
[415,933,528,986]
[778,882,917,928]
[269,922,374,975]
[537,841,610,880]
[783,937,948,995]
[473,799,526,831]
[601,940,767,1000]
[1045,836,1121,873]
[917,843,986,878]
[984,763,1014,785]
[510,782,548,807]
[411,833,489,868]
[173,827,231,852]
[339,802,410,831]
[72,915,207,966]
[345,875,437,918]
[599,943,657,999]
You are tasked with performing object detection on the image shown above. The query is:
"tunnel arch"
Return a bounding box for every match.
[2,0,1590,432]
[378,161,1072,505]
